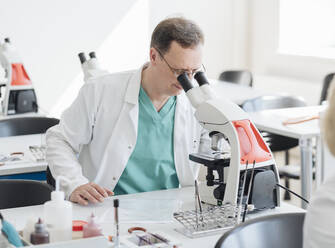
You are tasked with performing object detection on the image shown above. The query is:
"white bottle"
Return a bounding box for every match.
[44,176,72,242]
[22,216,36,242]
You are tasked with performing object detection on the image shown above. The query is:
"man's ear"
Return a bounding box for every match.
[150,47,158,65]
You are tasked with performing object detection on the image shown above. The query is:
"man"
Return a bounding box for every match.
[46,17,205,205]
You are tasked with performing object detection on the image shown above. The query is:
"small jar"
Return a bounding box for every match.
[72,220,87,240]
[30,218,49,245]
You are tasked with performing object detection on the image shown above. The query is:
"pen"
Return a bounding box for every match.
[194,180,199,229]
[114,199,120,247]
[238,161,248,223]
[242,160,256,222]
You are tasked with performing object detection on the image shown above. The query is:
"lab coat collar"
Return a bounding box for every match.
[125,63,147,105]
[176,91,189,112]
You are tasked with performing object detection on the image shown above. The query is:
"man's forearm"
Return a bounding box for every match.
[46,126,89,198]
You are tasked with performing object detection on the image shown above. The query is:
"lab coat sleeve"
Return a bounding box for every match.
[46,82,98,198]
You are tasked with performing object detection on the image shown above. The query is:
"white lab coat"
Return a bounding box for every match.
[303,174,335,248]
[46,65,202,198]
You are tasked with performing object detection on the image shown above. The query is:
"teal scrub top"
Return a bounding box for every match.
[113,86,179,195]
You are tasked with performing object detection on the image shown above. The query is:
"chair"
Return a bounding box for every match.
[0,180,53,209]
[320,73,335,104]
[0,116,59,137]
[218,70,253,87]
[215,212,305,248]
[242,95,306,112]
[241,95,307,200]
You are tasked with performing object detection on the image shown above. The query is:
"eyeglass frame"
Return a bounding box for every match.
[154,47,206,78]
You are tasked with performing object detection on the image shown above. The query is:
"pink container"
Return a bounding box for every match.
[83,214,103,238]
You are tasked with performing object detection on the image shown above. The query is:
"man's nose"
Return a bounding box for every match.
[185,70,194,78]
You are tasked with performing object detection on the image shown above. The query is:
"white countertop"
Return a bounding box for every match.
[0,134,47,175]
[1,186,305,248]
[247,105,325,139]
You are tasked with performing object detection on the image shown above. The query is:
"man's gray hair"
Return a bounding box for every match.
[150,17,204,55]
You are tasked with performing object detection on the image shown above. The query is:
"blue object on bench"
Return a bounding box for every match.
[0,171,46,181]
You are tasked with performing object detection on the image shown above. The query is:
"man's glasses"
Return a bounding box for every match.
[155,47,206,78]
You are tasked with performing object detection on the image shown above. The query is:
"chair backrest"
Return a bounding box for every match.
[320,73,335,104]
[215,212,305,248]
[0,117,59,137]
[219,70,253,87]
[242,95,307,112]
[0,180,53,209]
[241,95,306,152]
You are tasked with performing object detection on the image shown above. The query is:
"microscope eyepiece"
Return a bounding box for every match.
[78,52,87,64]
[194,71,209,86]
[177,72,193,92]
[89,52,96,59]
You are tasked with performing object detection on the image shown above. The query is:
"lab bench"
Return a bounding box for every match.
[1,186,305,248]
[248,105,324,209]
[0,134,47,181]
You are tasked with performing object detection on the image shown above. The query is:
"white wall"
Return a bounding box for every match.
[1,0,236,117]
[249,0,335,105]
[49,0,150,116]
[149,0,233,79]
[0,0,148,116]
[2,0,332,115]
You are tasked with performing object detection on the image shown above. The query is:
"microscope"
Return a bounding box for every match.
[0,38,38,116]
[177,72,280,210]
[78,51,109,83]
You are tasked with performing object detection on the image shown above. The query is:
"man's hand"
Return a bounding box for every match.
[70,182,114,205]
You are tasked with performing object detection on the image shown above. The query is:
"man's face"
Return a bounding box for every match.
[151,41,203,96]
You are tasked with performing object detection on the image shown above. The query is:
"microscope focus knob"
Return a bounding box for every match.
[206,174,215,187]
[206,168,215,186]
[214,184,226,201]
